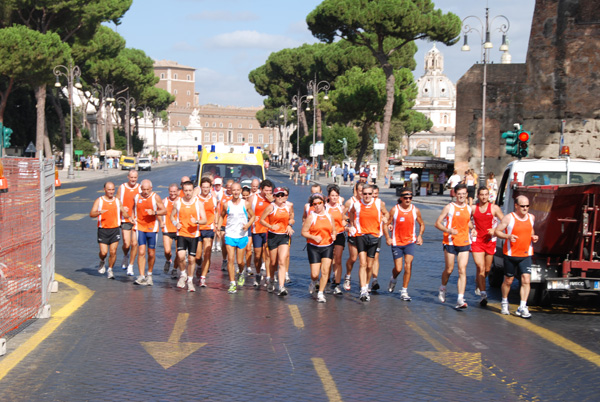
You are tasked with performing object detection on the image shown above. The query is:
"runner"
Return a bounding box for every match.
[250,179,274,287]
[299,163,307,185]
[325,185,347,295]
[434,183,473,309]
[301,192,336,303]
[250,179,260,196]
[161,183,180,277]
[369,185,386,292]
[241,186,254,274]
[133,179,167,286]
[494,195,538,318]
[90,182,134,279]
[348,184,390,302]
[302,184,322,223]
[116,170,141,276]
[471,186,504,306]
[259,187,294,296]
[217,180,234,268]
[343,182,364,291]
[196,177,218,288]
[215,182,255,294]
[386,189,425,301]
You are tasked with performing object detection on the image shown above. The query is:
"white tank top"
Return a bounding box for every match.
[224,200,249,238]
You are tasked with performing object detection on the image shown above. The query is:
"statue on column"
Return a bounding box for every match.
[337,137,348,158]
[372,134,379,162]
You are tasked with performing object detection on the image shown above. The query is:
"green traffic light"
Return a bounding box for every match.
[501,130,520,156]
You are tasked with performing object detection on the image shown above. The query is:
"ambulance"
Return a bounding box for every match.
[194,143,265,187]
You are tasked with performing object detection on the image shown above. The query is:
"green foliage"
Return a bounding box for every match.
[323,124,359,161]
[73,136,96,156]
[411,149,434,157]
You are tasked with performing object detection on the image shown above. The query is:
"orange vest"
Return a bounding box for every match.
[307,211,334,246]
[198,193,217,231]
[251,194,271,234]
[354,199,382,237]
[97,196,121,229]
[391,204,418,246]
[503,212,534,257]
[119,183,140,222]
[135,193,159,233]
[326,203,345,234]
[267,203,291,234]
[162,197,178,233]
[175,197,202,238]
[442,203,472,246]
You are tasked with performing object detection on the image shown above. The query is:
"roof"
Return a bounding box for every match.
[153,60,196,70]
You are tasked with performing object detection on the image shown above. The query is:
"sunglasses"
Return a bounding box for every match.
[275,193,287,198]
[402,196,413,199]
[363,192,373,195]
[312,201,323,206]
[518,204,530,208]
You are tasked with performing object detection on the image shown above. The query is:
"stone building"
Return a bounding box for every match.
[455,0,600,176]
[408,45,456,160]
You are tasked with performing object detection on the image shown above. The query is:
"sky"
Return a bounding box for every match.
[114,0,536,108]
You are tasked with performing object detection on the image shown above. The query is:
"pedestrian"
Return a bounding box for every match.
[133,179,167,286]
[471,186,504,306]
[487,172,498,204]
[301,192,336,303]
[368,185,384,292]
[289,161,295,180]
[299,163,307,185]
[343,164,349,185]
[116,170,141,276]
[465,169,476,206]
[370,166,377,185]
[409,171,419,195]
[215,182,255,294]
[447,170,461,201]
[494,195,538,318]
[343,182,364,291]
[89,181,133,280]
[250,179,274,287]
[171,180,207,292]
[358,171,369,183]
[293,161,300,185]
[161,183,180,276]
[435,183,473,309]
[386,189,425,301]
[334,164,343,186]
[196,177,218,288]
[259,187,294,296]
[349,165,356,184]
[325,185,347,295]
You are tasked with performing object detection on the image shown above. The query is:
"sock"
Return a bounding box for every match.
[318,291,324,297]
[201,276,205,279]
[187,277,192,283]
[439,285,446,291]
[230,281,236,286]
[345,274,351,280]
[100,259,105,264]
[481,291,487,298]
[361,286,368,294]
[401,287,408,293]
[458,293,464,302]
[519,300,527,308]
[502,297,508,304]
[147,272,152,276]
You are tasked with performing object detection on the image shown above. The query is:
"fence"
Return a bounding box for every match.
[0,157,56,339]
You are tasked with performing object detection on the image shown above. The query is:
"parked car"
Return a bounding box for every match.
[120,156,136,170]
[137,157,152,171]
[389,170,405,188]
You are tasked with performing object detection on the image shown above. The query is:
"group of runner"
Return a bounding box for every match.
[91,168,537,315]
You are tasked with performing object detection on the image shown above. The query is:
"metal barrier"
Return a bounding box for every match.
[0,157,56,339]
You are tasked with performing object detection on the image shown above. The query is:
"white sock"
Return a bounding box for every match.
[519,300,527,308]
[345,274,351,280]
[318,291,324,297]
[401,287,408,293]
[361,286,368,293]
[502,297,508,304]
[458,293,464,302]
[230,281,236,286]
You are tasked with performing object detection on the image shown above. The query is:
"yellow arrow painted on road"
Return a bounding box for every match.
[140,313,206,370]
[55,186,85,197]
[408,321,482,381]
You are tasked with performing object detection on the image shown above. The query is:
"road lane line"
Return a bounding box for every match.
[406,321,449,352]
[61,213,89,221]
[55,187,85,197]
[312,357,342,402]
[288,305,304,329]
[0,274,94,381]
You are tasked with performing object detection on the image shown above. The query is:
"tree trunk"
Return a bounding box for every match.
[108,104,115,149]
[300,109,309,140]
[378,64,396,181]
[355,122,371,169]
[49,92,67,153]
[35,85,47,158]
[0,78,14,123]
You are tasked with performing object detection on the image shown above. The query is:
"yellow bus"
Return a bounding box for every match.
[194,144,265,187]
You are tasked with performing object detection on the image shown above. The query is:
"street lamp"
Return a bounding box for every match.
[462,7,510,187]
[279,105,293,166]
[306,76,330,180]
[54,62,82,179]
[291,92,310,159]
[116,93,136,156]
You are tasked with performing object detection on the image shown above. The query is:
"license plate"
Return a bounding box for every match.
[595,281,600,290]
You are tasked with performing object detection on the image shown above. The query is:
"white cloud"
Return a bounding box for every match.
[188,10,259,22]
[205,30,301,49]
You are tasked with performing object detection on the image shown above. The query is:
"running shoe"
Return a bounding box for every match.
[228,283,237,294]
[400,291,412,301]
[253,278,260,287]
[438,287,446,303]
[359,292,370,302]
[474,287,481,296]
[479,295,488,307]
[278,287,288,297]
[267,280,275,293]
[246,266,255,276]
[285,272,291,283]
[343,278,351,291]
[98,261,106,275]
[146,276,153,286]
[216,243,222,252]
[501,302,510,315]
[371,279,380,291]
[260,267,267,279]
[121,256,128,270]
[126,265,135,276]
[515,306,532,319]
[177,274,188,289]
[163,260,171,274]
[333,286,343,295]
[237,272,246,287]
[107,268,114,280]
[188,281,196,292]
[171,269,179,280]
[134,276,147,286]
[221,259,228,271]
[324,282,333,294]
[199,277,207,287]
[308,281,316,295]
[455,300,468,310]
[388,280,397,293]
[317,293,326,303]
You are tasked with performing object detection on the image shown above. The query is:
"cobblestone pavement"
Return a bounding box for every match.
[2,162,600,401]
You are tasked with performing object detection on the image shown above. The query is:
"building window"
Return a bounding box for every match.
[174,89,178,95]
[212,132,217,142]
[187,102,190,107]
[187,90,191,96]
[205,122,209,127]
[228,123,233,128]
[219,133,224,142]
[174,101,178,106]
[204,133,210,142]
[212,122,216,127]
[249,124,253,129]
[248,134,253,143]
[177,121,181,126]
[174,73,178,79]
[269,134,273,144]
[187,74,191,80]
[238,133,244,143]
[258,134,263,143]
[219,123,223,128]
[160,73,165,79]
[238,124,243,128]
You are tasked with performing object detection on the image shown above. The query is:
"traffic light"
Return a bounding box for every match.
[2,125,13,148]
[517,130,530,157]
[501,130,519,156]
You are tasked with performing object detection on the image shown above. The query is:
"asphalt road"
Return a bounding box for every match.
[2,161,600,401]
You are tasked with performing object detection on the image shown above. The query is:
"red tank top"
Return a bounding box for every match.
[473,202,497,243]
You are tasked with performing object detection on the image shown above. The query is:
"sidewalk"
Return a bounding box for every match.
[56,162,172,186]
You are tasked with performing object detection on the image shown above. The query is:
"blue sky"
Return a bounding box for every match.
[114,0,536,107]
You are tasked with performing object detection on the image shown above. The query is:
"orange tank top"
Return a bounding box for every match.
[162,197,178,233]
[119,183,140,222]
[176,197,202,238]
[307,211,334,246]
[97,196,121,229]
[442,203,472,246]
[503,212,534,257]
[267,203,291,234]
[326,203,345,234]
[354,199,382,236]
[252,194,271,234]
[198,194,217,231]
[391,204,417,246]
[135,193,159,233]
[219,193,233,226]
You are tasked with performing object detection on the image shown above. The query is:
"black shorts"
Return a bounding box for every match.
[163,232,177,240]
[199,230,215,240]
[177,236,199,256]
[267,232,290,250]
[333,233,346,248]
[467,186,476,199]
[307,243,334,264]
[347,236,357,246]
[98,227,121,245]
[121,222,134,231]
[503,255,532,277]
[356,234,381,258]
[252,232,268,248]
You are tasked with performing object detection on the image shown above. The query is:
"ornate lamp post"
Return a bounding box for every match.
[116,94,136,156]
[53,62,82,179]
[461,7,510,187]
[291,93,310,159]
[306,77,330,179]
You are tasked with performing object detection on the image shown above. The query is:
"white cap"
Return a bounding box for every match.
[214,178,223,185]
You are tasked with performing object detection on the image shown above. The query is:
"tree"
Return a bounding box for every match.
[307,0,461,178]
[401,109,432,155]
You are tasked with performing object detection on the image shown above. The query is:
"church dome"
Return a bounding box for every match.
[415,44,456,100]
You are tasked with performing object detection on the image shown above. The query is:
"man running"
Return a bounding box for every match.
[495,195,538,318]
[250,179,274,286]
[343,182,364,291]
[133,179,166,286]
[435,183,473,309]
[196,177,218,287]
[162,183,180,276]
[471,186,504,306]
[386,189,425,301]
[90,182,134,279]
[117,170,141,276]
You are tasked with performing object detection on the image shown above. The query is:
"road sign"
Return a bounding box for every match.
[74,150,83,156]
[374,143,385,150]
[25,142,36,153]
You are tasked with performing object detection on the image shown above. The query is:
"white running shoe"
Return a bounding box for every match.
[98,261,106,275]
[400,291,412,301]
[121,256,128,270]
[199,277,207,287]
[438,287,446,303]
[134,276,147,286]
[177,273,188,289]
[343,278,351,291]
[501,302,510,315]
[474,288,481,296]
[126,265,134,276]
[317,293,326,303]
[516,306,531,319]
[188,281,196,292]
[107,268,114,279]
[146,276,153,286]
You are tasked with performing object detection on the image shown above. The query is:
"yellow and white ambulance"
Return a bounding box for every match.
[194,143,265,187]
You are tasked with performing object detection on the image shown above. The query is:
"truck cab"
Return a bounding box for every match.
[194,143,265,188]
